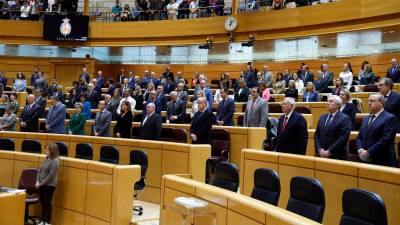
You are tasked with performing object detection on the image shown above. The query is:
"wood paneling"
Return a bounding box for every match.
[0,0,399,46]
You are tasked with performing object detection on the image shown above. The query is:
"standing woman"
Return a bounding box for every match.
[114,101,133,138]
[110,88,122,120]
[339,62,353,90]
[258,80,271,101]
[332,77,344,96]
[67,102,87,135]
[35,142,60,225]
[13,72,27,92]
[302,82,320,102]
[339,89,356,125]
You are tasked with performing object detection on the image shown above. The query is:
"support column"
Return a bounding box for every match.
[83,0,89,16]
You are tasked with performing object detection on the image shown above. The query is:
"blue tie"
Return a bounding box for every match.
[325,114,333,127]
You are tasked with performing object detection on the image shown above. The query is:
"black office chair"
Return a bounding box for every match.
[340,188,387,225]
[75,143,93,160]
[55,142,68,157]
[0,138,15,151]
[129,150,148,216]
[21,140,42,154]
[211,162,239,192]
[99,146,119,164]
[286,176,325,223]
[18,168,40,225]
[251,168,280,206]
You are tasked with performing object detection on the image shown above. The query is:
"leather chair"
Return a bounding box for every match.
[353,116,363,131]
[348,140,360,162]
[340,188,387,225]
[184,113,192,124]
[75,143,93,160]
[160,127,174,142]
[133,113,143,122]
[173,129,187,143]
[21,140,42,154]
[251,168,280,206]
[206,129,230,183]
[132,126,141,139]
[286,176,325,223]
[294,106,311,114]
[211,162,239,192]
[130,150,148,216]
[269,103,283,113]
[99,145,119,164]
[18,168,40,225]
[0,138,15,151]
[55,142,68,156]
[237,115,244,126]
[268,96,275,102]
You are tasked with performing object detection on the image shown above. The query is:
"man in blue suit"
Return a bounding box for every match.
[356,93,398,167]
[216,88,235,126]
[378,78,400,132]
[275,97,308,155]
[0,72,7,88]
[46,96,67,134]
[386,58,400,83]
[314,95,352,160]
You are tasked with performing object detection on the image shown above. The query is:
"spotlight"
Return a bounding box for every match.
[199,37,213,49]
[241,34,255,47]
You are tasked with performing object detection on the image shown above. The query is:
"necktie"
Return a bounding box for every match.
[281,116,289,132]
[99,111,103,120]
[368,114,376,127]
[325,114,333,127]
[392,67,396,74]
[250,100,255,112]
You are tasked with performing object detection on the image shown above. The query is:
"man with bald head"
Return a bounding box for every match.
[387,58,400,83]
[20,94,41,132]
[140,102,162,140]
[176,82,188,102]
[166,91,186,124]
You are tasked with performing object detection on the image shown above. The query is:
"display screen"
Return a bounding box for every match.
[43,14,89,41]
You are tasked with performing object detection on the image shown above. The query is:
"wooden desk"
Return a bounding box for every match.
[0,191,25,225]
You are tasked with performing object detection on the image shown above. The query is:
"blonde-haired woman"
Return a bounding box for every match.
[36,142,60,225]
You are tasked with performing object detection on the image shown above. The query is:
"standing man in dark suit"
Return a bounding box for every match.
[0,71,7,88]
[378,78,400,132]
[96,71,106,90]
[300,64,314,84]
[190,97,214,144]
[314,95,352,160]
[116,68,126,84]
[216,88,235,126]
[34,89,47,118]
[315,64,334,93]
[243,87,268,127]
[87,83,99,109]
[176,83,188,103]
[20,94,41,132]
[140,102,162,140]
[79,67,90,84]
[386,58,400,83]
[45,96,67,134]
[166,91,186,124]
[93,101,112,137]
[356,93,398,167]
[162,66,174,81]
[275,97,308,155]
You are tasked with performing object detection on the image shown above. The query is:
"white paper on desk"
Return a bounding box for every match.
[174,197,208,209]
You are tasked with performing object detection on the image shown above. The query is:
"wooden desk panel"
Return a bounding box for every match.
[0,192,26,225]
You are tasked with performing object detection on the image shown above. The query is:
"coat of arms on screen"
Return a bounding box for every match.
[60,18,72,37]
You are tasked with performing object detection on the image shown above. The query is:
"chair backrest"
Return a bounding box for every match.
[211,162,239,192]
[0,138,15,151]
[251,168,280,206]
[340,188,387,225]
[237,115,244,126]
[55,142,68,157]
[184,113,192,124]
[353,116,363,131]
[174,129,187,143]
[352,98,363,113]
[99,145,119,164]
[269,103,283,113]
[130,150,148,179]
[268,96,275,102]
[18,168,39,194]
[348,140,360,162]
[286,176,325,223]
[132,126,141,139]
[75,143,93,160]
[160,127,174,142]
[21,140,42,154]
[211,129,230,158]
[294,106,311,114]
[364,84,379,92]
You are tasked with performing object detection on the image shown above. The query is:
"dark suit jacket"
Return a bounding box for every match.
[341,103,356,125]
[314,111,352,160]
[356,111,398,167]
[114,112,133,138]
[163,83,176,94]
[46,102,67,134]
[275,111,308,155]
[216,97,235,126]
[315,71,333,93]
[234,87,249,102]
[20,103,41,132]
[0,76,7,88]
[387,66,400,83]
[35,97,47,118]
[87,90,99,109]
[190,110,213,144]
[166,99,186,124]
[140,113,162,140]
[384,91,400,132]
[285,88,298,101]
[300,71,314,84]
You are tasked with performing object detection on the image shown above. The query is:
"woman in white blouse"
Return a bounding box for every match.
[339,62,353,90]
[292,73,304,94]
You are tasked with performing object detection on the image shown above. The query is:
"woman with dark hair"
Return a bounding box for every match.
[8,93,19,114]
[13,72,26,92]
[285,80,298,101]
[258,80,270,101]
[359,64,375,85]
[358,60,369,81]
[339,62,353,89]
[332,77,344,95]
[35,142,60,225]
[114,100,133,138]
[109,88,122,120]
[133,85,144,110]
[68,89,80,108]
[272,72,286,94]
[219,72,232,89]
